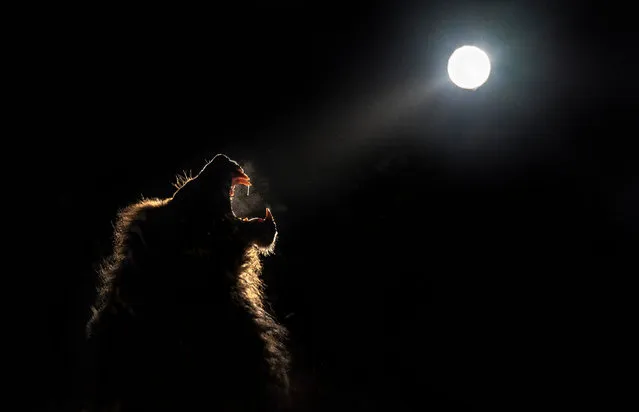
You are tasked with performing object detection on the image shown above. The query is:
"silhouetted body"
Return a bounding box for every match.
[85,155,289,412]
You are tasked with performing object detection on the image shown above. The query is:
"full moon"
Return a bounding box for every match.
[447,45,491,90]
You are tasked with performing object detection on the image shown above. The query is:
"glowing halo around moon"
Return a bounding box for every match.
[447,45,491,90]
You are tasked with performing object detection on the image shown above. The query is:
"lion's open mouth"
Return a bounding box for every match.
[230,169,251,198]
[228,165,277,250]
[229,167,271,222]
[171,153,277,251]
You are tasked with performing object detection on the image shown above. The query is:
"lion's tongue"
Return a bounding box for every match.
[239,208,272,222]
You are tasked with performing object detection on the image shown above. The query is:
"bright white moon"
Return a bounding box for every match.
[447,45,491,90]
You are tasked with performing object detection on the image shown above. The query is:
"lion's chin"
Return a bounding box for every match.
[235,208,278,254]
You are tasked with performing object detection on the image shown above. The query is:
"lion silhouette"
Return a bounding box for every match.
[84,154,290,412]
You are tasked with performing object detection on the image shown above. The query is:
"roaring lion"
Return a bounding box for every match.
[84,154,290,412]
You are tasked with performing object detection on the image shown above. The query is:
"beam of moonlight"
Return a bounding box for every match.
[447,45,491,90]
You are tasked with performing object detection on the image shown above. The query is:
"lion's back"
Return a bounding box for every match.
[84,197,289,411]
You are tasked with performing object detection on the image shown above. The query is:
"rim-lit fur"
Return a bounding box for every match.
[85,161,289,412]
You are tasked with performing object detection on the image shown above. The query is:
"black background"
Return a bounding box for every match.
[15,1,637,410]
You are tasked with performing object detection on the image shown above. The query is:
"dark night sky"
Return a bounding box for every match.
[17,1,637,410]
